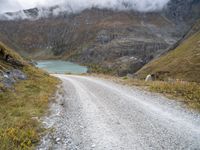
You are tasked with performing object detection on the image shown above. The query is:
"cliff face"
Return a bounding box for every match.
[137,20,200,82]
[164,0,200,24]
[0,0,199,76]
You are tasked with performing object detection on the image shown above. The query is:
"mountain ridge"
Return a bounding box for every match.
[136,19,200,82]
[0,0,199,76]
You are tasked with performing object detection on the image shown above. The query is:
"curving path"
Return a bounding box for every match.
[38,75,200,150]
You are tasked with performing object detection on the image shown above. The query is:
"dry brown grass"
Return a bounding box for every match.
[149,81,200,110]
[90,74,200,112]
[137,24,200,83]
[0,66,59,150]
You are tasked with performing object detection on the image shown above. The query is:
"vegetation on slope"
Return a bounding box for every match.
[94,21,200,111]
[137,21,200,83]
[131,20,200,111]
[0,42,59,149]
[86,63,114,74]
[97,75,200,111]
[149,81,200,110]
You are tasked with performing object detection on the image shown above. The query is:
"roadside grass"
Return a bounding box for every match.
[121,78,200,111]
[149,81,200,110]
[90,74,200,111]
[0,66,59,150]
[117,22,200,111]
[137,26,200,83]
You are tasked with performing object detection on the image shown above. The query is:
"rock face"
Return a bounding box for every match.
[136,20,200,82]
[0,43,27,90]
[1,69,27,88]
[0,0,199,76]
[164,0,200,24]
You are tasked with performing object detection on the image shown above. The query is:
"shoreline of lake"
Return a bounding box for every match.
[36,60,88,74]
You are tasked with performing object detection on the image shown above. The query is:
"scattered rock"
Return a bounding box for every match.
[145,74,153,82]
[91,144,96,148]
[9,69,27,80]
[32,117,39,121]
[96,30,114,44]
[1,69,27,88]
[56,138,61,142]
[2,75,16,88]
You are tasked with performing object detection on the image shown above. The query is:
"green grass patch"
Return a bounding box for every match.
[0,66,59,150]
[95,74,200,112]
[119,77,200,111]
[137,22,200,83]
[87,64,114,74]
[0,42,25,64]
[149,81,200,110]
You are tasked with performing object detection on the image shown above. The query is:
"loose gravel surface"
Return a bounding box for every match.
[37,75,200,150]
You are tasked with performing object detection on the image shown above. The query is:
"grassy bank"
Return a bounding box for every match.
[137,22,200,82]
[91,74,200,111]
[120,78,200,111]
[0,66,59,150]
[113,21,200,111]
[149,81,200,110]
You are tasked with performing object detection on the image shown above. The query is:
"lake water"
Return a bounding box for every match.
[36,60,88,74]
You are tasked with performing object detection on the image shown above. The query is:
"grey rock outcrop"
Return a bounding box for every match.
[0,69,27,88]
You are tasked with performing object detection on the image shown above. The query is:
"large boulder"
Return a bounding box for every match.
[1,69,27,88]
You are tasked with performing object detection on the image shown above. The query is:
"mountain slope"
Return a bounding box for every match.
[0,41,58,149]
[137,20,200,83]
[0,0,199,76]
[0,9,176,76]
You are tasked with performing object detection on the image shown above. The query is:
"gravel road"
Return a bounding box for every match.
[38,75,200,150]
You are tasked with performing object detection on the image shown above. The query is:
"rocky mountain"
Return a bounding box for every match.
[137,20,200,82]
[0,0,199,76]
[0,40,58,149]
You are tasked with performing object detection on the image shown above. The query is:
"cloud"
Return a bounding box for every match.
[0,0,21,13]
[0,0,171,20]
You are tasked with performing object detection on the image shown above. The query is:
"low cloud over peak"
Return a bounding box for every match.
[0,0,171,20]
[0,0,171,13]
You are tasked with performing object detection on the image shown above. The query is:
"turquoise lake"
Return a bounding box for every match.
[36,60,88,74]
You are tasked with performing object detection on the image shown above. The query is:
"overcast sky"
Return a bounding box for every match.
[0,0,170,14]
[0,0,57,13]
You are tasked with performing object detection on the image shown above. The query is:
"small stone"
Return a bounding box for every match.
[56,138,61,142]
[80,126,84,129]
[3,74,8,78]
[32,117,39,121]
[91,144,96,148]
[145,74,153,82]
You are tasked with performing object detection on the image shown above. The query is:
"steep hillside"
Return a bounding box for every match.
[164,0,200,24]
[0,42,58,149]
[0,0,199,76]
[0,9,176,76]
[137,20,200,83]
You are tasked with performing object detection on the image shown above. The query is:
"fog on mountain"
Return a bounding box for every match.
[0,0,170,20]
